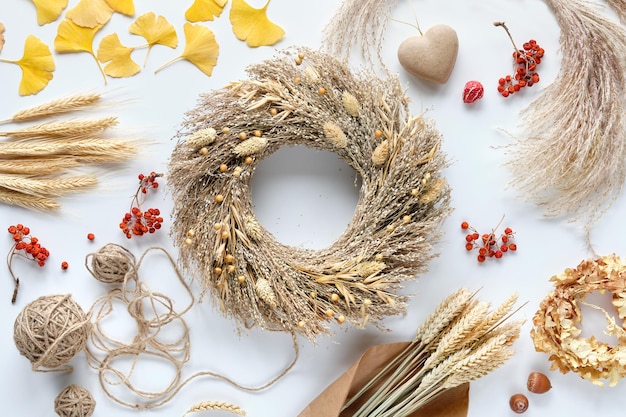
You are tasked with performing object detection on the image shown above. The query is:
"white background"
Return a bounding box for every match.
[2,0,626,416]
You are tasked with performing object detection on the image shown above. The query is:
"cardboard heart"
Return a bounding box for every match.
[397,25,459,84]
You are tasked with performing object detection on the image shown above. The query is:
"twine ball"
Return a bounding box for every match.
[86,243,136,284]
[13,294,91,371]
[54,384,96,417]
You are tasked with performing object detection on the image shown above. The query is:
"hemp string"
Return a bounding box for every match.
[84,244,299,410]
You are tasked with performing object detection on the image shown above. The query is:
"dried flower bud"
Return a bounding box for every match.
[233,136,268,157]
[243,215,262,240]
[372,140,389,166]
[509,394,528,414]
[323,122,347,149]
[186,127,217,148]
[342,91,360,117]
[527,372,551,394]
[255,278,277,308]
[418,178,446,204]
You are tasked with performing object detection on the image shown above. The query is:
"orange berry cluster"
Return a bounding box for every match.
[119,172,164,238]
[8,224,50,267]
[498,40,544,97]
[461,221,517,262]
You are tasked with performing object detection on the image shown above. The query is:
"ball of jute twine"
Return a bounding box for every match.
[13,294,91,372]
[85,243,136,285]
[54,384,96,417]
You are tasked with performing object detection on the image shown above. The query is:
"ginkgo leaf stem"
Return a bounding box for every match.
[154,56,183,74]
[0,58,17,64]
[90,52,108,85]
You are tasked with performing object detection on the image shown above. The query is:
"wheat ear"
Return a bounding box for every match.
[0,187,60,210]
[0,158,81,175]
[183,401,246,416]
[0,117,118,139]
[0,138,138,158]
[0,174,98,197]
[1,93,101,123]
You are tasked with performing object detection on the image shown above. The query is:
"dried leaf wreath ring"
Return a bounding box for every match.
[169,48,451,340]
[531,254,626,387]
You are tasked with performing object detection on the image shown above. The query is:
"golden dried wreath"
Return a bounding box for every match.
[168,48,451,340]
[531,254,626,386]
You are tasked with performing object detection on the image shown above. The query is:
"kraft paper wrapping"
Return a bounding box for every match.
[298,342,470,417]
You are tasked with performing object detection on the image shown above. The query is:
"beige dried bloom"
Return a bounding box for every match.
[342,91,360,116]
[323,121,347,148]
[233,136,268,157]
[255,278,277,308]
[303,66,320,84]
[371,140,389,166]
[418,178,446,204]
[186,127,217,148]
[0,22,5,53]
[243,215,262,240]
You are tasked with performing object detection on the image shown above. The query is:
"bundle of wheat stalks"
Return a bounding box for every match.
[0,93,137,211]
[342,288,523,417]
[169,48,451,340]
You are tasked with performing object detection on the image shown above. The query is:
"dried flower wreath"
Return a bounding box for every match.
[168,47,451,340]
[531,254,626,387]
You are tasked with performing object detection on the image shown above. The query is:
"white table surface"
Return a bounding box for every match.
[2,0,626,416]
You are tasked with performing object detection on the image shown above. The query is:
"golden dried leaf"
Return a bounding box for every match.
[129,12,177,65]
[66,0,113,28]
[97,33,140,78]
[0,35,55,95]
[0,22,5,52]
[154,23,218,77]
[185,0,228,22]
[54,19,107,84]
[104,0,134,16]
[31,0,68,25]
[229,0,285,47]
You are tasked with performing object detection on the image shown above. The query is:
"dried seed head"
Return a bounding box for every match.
[233,166,243,178]
[303,66,320,84]
[237,275,246,284]
[342,91,360,117]
[418,178,446,204]
[233,137,268,157]
[244,216,262,240]
[323,122,347,149]
[199,147,209,155]
[372,140,389,166]
[357,261,386,277]
[318,87,327,95]
[331,293,340,302]
[186,127,217,148]
[255,278,277,308]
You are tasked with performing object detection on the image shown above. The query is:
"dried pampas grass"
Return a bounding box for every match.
[0,92,137,211]
[169,48,451,340]
[507,0,626,230]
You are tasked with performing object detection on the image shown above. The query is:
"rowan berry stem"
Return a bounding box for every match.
[7,246,19,304]
[494,21,519,52]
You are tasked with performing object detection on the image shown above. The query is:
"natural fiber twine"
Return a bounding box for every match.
[13,294,91,372]
[54,384,96,417]
[85,243,136,284]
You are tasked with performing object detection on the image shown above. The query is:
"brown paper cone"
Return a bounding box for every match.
[297,342,469,417]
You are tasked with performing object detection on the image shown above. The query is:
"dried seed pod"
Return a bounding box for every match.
[527,371,551,394]
[509,393,528,414]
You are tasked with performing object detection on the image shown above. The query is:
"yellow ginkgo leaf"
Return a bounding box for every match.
[0,35,55,95]
[129,12,177,65]
[97,33,140,77]
[185,0,228,22]
[154,23,219,77]
[31,0,68,25]
[54,19,107,84]
[0,22,5,52]
[66,0,114,28]
[229,0,285,47]
[104,0,134,17]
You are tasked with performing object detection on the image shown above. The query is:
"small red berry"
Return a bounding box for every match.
[495,251,503,259]
[509,243,517,251]
[465,243,474,251]
[461,221,469,230]
[477,255,486,263]
[87,233,95,241]
[504,227,513,235]
[61,261,69,270]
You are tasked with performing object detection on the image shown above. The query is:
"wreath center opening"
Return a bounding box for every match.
[250,145,360,250]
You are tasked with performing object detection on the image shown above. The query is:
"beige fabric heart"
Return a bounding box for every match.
[397,24,459,84]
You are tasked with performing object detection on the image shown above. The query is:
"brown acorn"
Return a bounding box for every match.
[527,371,552,394]
[509,393,529,414]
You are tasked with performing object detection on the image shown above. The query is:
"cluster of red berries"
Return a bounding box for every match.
[461,221,517,263]
[7,224,50,303]
[119,172,164,238]
[498,40,544,97]
[8,224,49,267]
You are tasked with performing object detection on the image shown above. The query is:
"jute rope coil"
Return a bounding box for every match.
[169,47,451,340]
[54,384,96,417]
[13,294,91,372]
[532,254,626,386]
